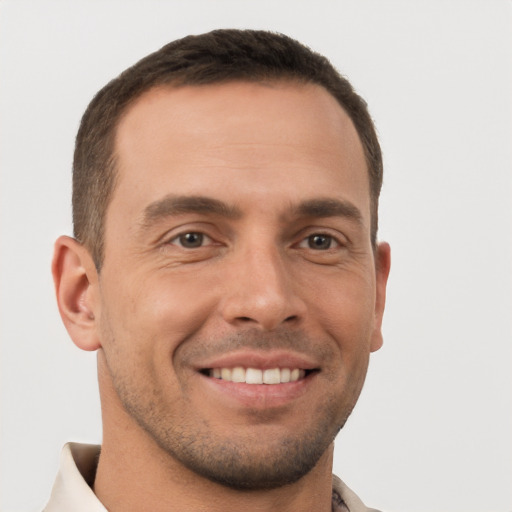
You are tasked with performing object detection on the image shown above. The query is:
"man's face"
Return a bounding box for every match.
[95,81,389,489]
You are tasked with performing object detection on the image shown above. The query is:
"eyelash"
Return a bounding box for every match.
[168,232,214,248]
[167,231,345,251]
[297,233,342,251]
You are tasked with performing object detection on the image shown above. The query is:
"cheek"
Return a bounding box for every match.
[99,271,220,359]
[140,273,221,339]
[308,271,376,344]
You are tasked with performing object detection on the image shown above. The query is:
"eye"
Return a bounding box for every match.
[299,234,339,250]
[170,232,211,248]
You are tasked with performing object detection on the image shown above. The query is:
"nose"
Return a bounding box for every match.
[219,243,307,331]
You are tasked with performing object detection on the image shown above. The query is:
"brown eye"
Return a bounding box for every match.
[307,234,333,250]
[173,232,206,248]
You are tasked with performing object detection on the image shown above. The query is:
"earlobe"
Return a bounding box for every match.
[52,235,101,351]
[370,242,391,352]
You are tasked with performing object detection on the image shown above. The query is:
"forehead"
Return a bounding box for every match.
[110,81,369,224]
[116,81,362,152]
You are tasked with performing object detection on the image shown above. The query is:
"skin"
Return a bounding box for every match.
[53,81,390,512]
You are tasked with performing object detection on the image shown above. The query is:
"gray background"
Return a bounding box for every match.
[1,1,511,511]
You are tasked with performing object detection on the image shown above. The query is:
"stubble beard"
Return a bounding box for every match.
[106,329,366,491]
[121,388,350,491]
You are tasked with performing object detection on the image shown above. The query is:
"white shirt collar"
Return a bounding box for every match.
[44,443,106,512]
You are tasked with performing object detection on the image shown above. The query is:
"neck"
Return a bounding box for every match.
[94,355,335,512]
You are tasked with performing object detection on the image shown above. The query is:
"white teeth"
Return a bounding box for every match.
[246,368,263,384]
[231,366,245,383]
[280,368,291,383]
[209,367,307,384]
[263,368,280,384]
[221,368,232,381]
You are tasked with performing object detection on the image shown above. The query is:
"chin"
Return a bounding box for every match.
[150,416,346,490]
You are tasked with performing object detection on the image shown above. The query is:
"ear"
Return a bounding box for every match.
[52,235,101,351]
[370,242,391,352]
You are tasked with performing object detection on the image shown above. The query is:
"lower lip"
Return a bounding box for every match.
[199,373,313,408]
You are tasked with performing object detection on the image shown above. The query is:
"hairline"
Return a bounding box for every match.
[89,78,379,270]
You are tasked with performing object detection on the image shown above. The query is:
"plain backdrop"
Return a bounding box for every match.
[1,1,511,511]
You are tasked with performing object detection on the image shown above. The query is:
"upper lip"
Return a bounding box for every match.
[194,350,320,371]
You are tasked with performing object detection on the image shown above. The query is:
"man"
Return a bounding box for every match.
[47,29,390,512]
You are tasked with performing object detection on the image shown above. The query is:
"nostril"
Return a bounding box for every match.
[284,315,298,322]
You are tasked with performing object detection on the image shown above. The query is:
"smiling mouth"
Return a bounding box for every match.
[200,367,317,385]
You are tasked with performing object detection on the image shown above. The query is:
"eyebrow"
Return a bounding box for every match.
[294,198,363,224]
[140,194,363,230]
[141,195,242,227]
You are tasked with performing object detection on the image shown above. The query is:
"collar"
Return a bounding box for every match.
[44,443,106,512]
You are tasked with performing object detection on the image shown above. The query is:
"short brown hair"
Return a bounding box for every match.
[73,29,383,269]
